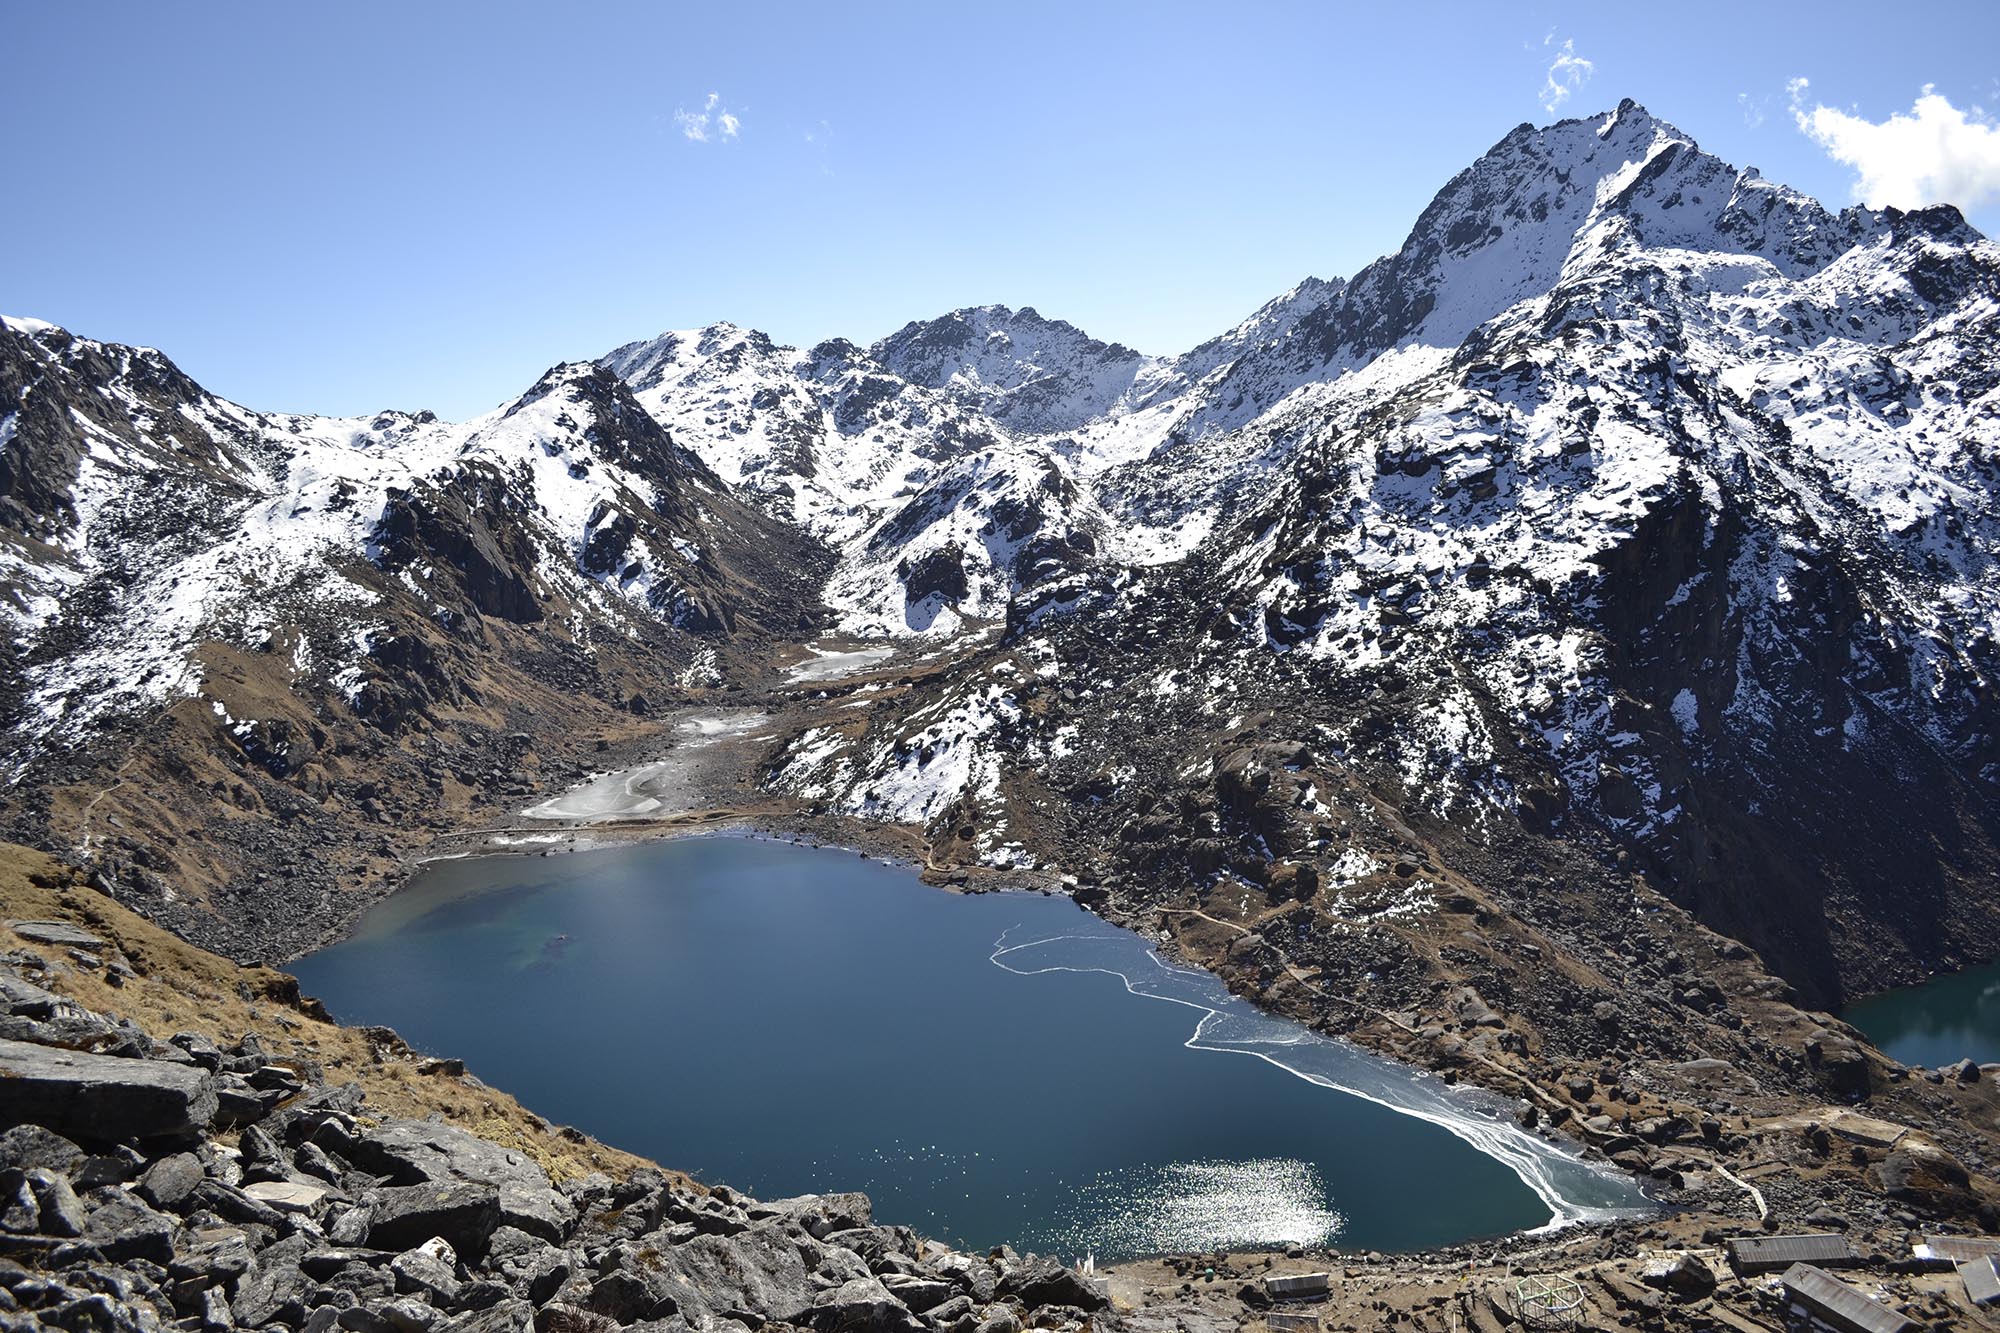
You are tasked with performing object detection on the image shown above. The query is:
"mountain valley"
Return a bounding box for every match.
[6,98,2000,1330]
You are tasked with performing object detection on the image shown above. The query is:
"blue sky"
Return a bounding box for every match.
[7,2,1998,420]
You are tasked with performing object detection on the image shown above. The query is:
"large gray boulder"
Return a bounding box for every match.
[136,1151,206,1210]
[806,1275,925,1333]
[232,1233,313,1328]
[0,1036,217,1142]
[997,1256,1111,1312]
[0,1124,85,1174]
[925,1250,998,1303]
[170,1225,256,1285]
[77,1189,176,1264]
[5,921,108,949]
[346,1121,574,1243]
[590,1225,821,1327]
[27,1168,84,1237]
[391,1237,464,1304]
[367,1182,503,1258]
[757,1191,874,1238]
[1640,1251,1718,1301]
[881,1273,955,1312]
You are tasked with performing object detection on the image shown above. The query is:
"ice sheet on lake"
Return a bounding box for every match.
[991,927,1653,1232]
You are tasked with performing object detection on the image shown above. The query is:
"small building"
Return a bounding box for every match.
[1726,1233,1855,1274]
[1265,1312,1322,1333]
[1917,1233,2000,1265]
[1264,1272,1332,1301]
[1962,1255,2000,1309]
[1778,1263,1915,1333]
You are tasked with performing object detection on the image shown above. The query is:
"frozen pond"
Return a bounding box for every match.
[786,643,894,684]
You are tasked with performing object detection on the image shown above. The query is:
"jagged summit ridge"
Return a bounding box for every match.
[869,303,1155,435]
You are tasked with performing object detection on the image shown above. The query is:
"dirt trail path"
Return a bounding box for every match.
[74,754,140,856]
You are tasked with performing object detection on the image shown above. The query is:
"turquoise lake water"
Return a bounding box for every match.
[1846,958,2000,1069]
[291,835,1646,1258]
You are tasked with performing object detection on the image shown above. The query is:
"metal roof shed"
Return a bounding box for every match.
[1264,1273,1332,1301]
[1922,1234,2000,1265]
[1963,1255,2000,1308]
[1778,1264,1915,1333]
[1726,1233,1855,1273]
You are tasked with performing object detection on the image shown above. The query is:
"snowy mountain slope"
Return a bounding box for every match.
[0,317,823,775]
[822,444,1105,637]
[759,103,2000,1003]
[11,99,2000,1000]
[601,323,995,540]
[601,320,1120,637]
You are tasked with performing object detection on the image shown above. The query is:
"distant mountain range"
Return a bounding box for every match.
[5,99,1999,1010]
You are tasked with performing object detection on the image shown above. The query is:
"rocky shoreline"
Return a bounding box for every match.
[12,659,2000,1331]
[1,899,1992,1333]
[247,680,2000,1211]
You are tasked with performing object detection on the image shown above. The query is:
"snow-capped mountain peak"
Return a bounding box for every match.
[869,304,1157,435]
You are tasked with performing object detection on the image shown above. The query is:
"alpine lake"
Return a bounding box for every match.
[1847,958,2000,1071]
[291,835,1648,1261]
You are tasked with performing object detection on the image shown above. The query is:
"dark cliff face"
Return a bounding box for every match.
[373,471,547,625]
[0,324,254,541]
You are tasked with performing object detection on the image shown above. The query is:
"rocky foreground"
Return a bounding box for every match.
[0,851,1110,1333]
[4,843,2000,1330]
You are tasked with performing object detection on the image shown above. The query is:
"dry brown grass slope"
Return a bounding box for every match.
[0,839,675,1187]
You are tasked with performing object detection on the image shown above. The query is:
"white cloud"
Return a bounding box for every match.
[1790,79,2000,212]
[1738,92,1766,129]
[1540,36,1594,115]
[674,91,741,144]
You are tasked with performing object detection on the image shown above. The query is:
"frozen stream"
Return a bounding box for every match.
[521,711,766,822]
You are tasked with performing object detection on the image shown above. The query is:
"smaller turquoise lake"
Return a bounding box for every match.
[1846,959,2000,1069]
[291,835,1645,1259]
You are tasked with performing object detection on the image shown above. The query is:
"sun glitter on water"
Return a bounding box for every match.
[1039,1158,1345,1258]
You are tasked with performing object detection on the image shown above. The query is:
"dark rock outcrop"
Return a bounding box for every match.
[0,1037,218,1142]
